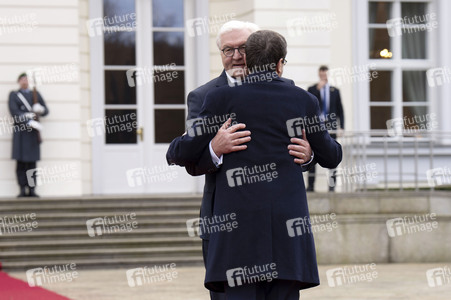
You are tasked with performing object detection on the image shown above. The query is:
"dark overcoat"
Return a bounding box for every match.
[8,89,49,162]
[166,71,299,240]
[170,72,342,292]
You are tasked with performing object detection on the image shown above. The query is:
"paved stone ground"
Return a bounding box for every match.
[8,263,451,300]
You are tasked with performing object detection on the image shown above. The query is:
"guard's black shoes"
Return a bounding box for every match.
[17,186,27,198]
[28,188,39,198]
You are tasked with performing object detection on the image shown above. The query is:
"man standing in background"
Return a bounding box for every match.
[307,65,344,192]
[8,73,49,197]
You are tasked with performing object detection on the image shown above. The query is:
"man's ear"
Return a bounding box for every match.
[276,59,284,76]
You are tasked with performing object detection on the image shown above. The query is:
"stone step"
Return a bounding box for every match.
[0,236,200,250]
[0,196,205,270]
[20,210,197,217]
[0,228,192,241]
[0,197,201,203]
[4,213,440,241]
[1,192,449,270]
[0,246,202,262]
[0,201,201,213]
[0,196,201,213]
[1,218,193,229]
[0,195,201,203]
[0,211,200,223]
[1,256,204,271]
[1,212,408,222]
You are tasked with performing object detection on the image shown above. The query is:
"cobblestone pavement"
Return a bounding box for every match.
[8,263,451,299]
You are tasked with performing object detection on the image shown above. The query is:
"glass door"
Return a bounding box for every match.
[91,0,198,194]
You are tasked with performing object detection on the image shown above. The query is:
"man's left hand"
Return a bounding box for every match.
[288,129,312,165]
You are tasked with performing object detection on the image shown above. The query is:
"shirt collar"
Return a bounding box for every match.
[225,71,237,84]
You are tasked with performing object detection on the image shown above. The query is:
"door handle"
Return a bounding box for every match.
[136,127,144,141]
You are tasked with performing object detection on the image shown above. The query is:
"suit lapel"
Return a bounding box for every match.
[215,70,229,87]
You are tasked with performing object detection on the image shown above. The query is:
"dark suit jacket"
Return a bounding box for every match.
[166,71,302,240]
[8,90,49,162]
[168,72,342,292]
[307,83,344,131]
[167,71,228,240]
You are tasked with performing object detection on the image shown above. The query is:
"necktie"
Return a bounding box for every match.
[321,86,327,117]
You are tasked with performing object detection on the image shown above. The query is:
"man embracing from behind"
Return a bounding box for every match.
[169,30,342,299]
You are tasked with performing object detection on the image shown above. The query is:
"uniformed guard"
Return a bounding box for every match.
[8,73,49,197]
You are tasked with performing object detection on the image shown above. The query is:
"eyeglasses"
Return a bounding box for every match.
[281,58,287,65]
[221,45,246,57]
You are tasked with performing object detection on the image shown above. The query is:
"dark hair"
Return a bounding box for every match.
[245,30,287,73]
[17,73,27,82]
[319,65,329,72]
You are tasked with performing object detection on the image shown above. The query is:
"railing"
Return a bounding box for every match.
[320,130,451,192]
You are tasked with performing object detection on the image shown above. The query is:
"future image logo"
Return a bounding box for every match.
[426,167,451,187]
[326,264,378,287]
[126,264,178,288]
[386,214,438,238]
[186,13,236,37]
[286,213,338,237]
[426,67,451,87]
[86,213,138,237]
[26,264,78,287]
[226,263,278,287]
[426,266,451,287]
[226,163,278,188]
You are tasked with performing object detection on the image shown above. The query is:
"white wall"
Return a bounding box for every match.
[79,0,92,195]
[208,0,255,78]
[0,0,85,197]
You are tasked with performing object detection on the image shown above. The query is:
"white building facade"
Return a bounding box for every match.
[0,0,449,197]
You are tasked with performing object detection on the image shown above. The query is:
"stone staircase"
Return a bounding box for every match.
[0,195,204,271]
[1,192,450,271]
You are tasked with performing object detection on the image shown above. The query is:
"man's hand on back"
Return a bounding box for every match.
[211,118,251,158]
[288,129,312,165]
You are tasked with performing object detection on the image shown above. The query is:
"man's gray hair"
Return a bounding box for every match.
[216,20,260,49]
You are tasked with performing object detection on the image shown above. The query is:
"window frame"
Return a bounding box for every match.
[354,0,437,139]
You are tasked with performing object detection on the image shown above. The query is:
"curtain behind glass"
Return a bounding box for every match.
[401,3,427,119]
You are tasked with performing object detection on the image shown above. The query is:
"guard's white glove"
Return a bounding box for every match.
[32,103,46,114]
[24,112,36,120]
[28,120,43,131]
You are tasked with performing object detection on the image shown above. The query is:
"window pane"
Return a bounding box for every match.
[104,0,135,23]
[369,29,392,59]
[371,106,392,130]
[370,71,392,102]
[401,3,426,23]
[152,0,184,27]
[105,109,137,144]
[104,31,136,65]
[153,32,184,65]
[369,2,392,24]
[105,71,136,105]
[402,106,428,130]
[154,109,185,143]
[154,71,185,104]
[403,71,426,102]
[402,30,426,59]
